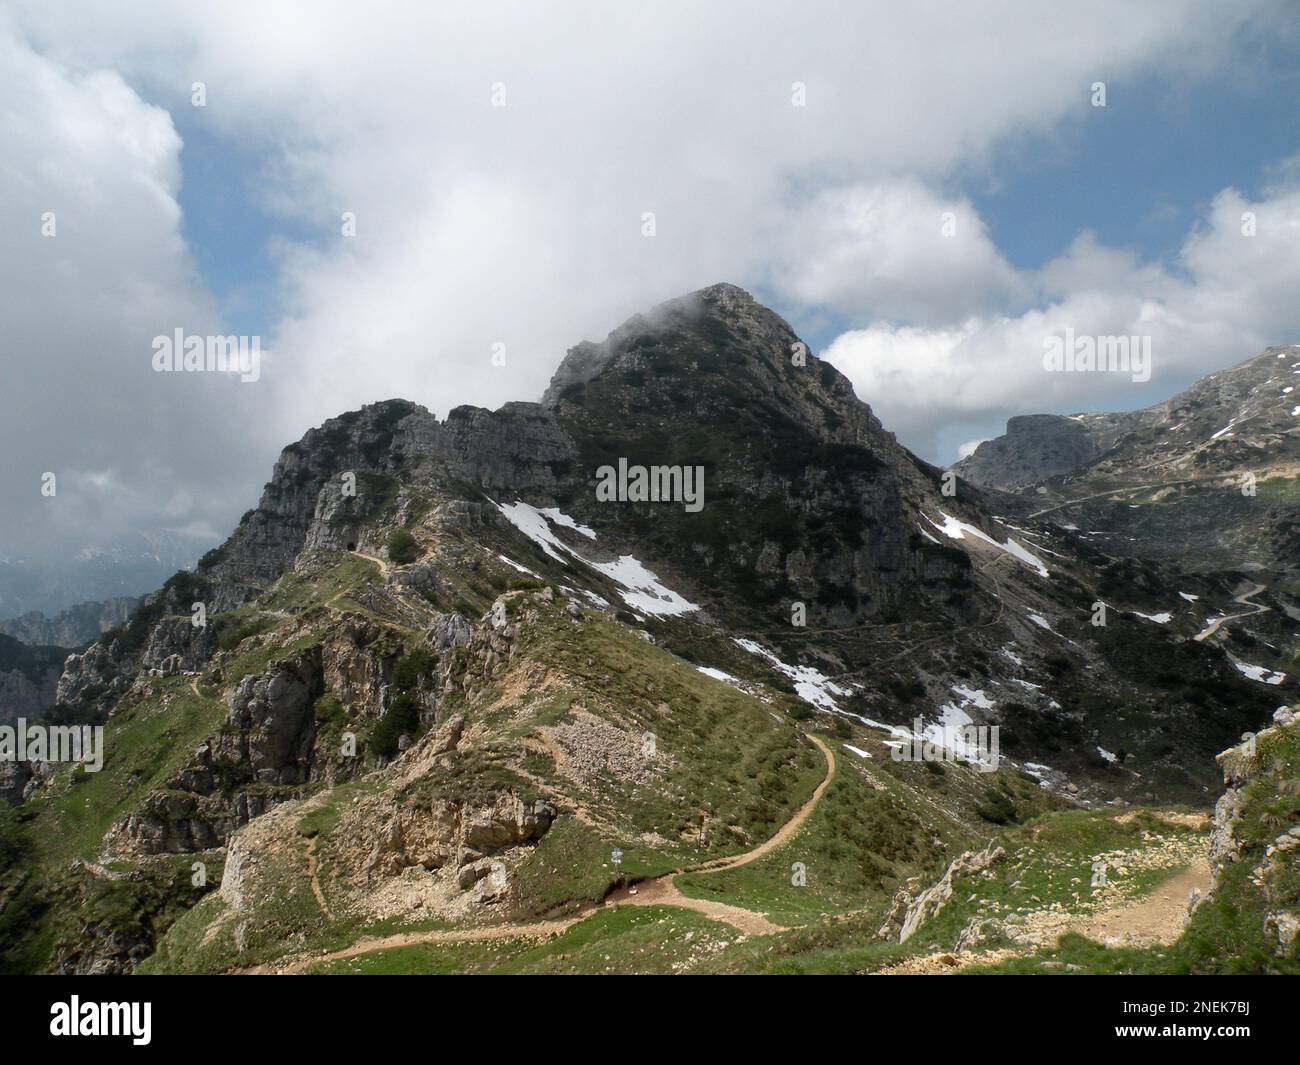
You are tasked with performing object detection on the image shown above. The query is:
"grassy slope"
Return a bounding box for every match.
[971,722,1299,974]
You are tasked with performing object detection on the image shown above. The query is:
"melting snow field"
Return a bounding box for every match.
[924,511,1049,578]
[493,500,572,562]
[950,684,995,710]
[497,554,540,576]
[588,555,699,616]
[733,638,850,711]
[492,499,699,617]
[696,665,742,685]
[1230,657,1287,685]
[539,508,596,539]
[731,638,1002,769]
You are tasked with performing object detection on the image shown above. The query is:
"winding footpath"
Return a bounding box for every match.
[1193,581,1268,642]
[251,733,836,973]
[875,853,1212,975]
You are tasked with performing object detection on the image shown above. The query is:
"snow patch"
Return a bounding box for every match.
[497,554,540,577]
[589,555,699,617]
[493,499,571,562]
[1230,657,1287,685]
[696,665,741,686]
[951,684,995,710]
[493,499,697,617]
[924,511,1049,578]
[733,638,850,712]
[539,508,596,539]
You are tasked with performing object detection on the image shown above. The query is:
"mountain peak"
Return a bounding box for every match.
[541,283,790,408]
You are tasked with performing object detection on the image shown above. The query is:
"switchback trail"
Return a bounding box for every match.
[250,733,836,973]
[1194,582,1268,642]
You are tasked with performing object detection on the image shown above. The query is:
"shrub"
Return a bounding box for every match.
[974,790,1019,825]
[215,614,276,652]
[372,693,419,758]
[390,649,434,691]
[388,529,420,564]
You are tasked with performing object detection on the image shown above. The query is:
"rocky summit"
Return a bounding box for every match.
[1,285,1295,977]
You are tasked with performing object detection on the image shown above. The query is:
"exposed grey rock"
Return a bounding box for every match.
[354,790,556,880]
[0,634,63,725]
[955,412,1148,492]
[54,642,120,710]
[141,614,216,673]
[217,652,323,784]
[0,759,31,805]
[878,844,1006,943]
[426,612,471,651]
[1264,912,1300,959]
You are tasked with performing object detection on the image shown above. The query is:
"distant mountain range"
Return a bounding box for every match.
[0,533,205,621]
[0,597,140,649]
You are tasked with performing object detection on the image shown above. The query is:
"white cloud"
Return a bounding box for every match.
[771,180,1027,325]
[0,21,274,566]
[823,180,1300,459]
[2,0,1297,571]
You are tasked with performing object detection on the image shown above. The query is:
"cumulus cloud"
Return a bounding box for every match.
[771,180,1027,325]
[2,0,1296,574]
[823,181,1300,459]
[0,20,274,566]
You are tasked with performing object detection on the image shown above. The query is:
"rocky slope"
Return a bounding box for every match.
[956,346,1300,577]
[2,284,1293,975]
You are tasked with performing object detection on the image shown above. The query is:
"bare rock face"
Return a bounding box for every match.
[339,786,557,883]
[54,642,124,715]
[955,413,1143,492]
[0,759,31,804]
[141,615,214,673]
[0,595,139,648]
[540,282,976,627]
[121,789,282,854]
[216,653,323,785]
[878,844,1006,943]
[113,652,323,855]
[1208,713,1300,960]
[426,612,472,651]
[0,632,64,726]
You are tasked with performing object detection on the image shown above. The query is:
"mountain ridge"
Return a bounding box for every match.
[2,284,1293,976]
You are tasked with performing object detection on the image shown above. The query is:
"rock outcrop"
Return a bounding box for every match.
[878,844,1006,943]
[1208,706,1299,961]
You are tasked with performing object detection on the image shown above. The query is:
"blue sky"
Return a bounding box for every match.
[6,1,1300,588]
